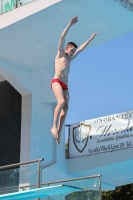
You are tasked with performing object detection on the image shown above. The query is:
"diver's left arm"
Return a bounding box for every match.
[72,33,98,59]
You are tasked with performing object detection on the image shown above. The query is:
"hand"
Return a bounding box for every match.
[70,16,78,26]
[90,33,98,40]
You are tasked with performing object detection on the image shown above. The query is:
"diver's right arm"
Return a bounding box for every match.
[58,16,78,51]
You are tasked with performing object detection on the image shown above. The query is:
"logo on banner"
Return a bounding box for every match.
[73,123,91,153]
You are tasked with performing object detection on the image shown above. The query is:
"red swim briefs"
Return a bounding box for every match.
[51,79,68,90]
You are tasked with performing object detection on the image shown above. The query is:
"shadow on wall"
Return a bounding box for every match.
[41,102,57,168]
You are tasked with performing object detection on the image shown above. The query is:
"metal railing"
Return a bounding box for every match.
[42,174,101,186]
[18,174,102,200]
[0,0,35,15]
[0,160,102,199]
[42,174,102,200]
[0,158,44,200]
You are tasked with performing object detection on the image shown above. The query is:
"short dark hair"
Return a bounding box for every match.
[67,42,78,48]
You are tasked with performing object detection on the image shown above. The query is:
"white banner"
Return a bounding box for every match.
[69,110,133,158]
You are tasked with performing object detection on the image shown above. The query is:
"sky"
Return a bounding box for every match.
[66,31,133,125]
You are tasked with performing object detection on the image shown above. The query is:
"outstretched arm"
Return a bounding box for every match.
[72,33,98,58]
[58,16,78,51]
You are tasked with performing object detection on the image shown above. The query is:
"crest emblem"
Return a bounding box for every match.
[73,123,91,153]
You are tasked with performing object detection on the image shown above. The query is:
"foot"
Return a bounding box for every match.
[56,131,61,145]
[51,127,58,138]
[56,138,60,145]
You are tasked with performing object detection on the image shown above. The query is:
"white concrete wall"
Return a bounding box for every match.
[0,0,61,29]
[0,59,75,198]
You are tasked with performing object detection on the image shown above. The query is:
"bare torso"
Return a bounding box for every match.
[53,51,71,85]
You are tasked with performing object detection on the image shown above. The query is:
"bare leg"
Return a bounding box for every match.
[57,89,69,144]
[51,82,65,140]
